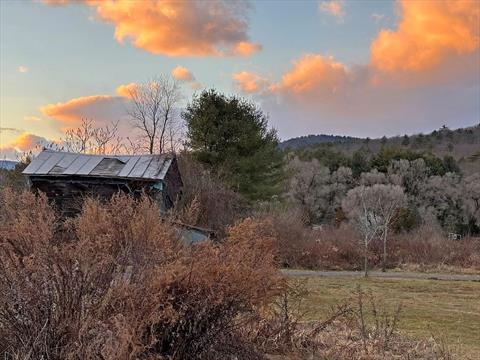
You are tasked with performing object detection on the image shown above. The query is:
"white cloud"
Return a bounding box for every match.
[318,0,345,21]
[371,13,385,23]
[18,65,29,73]
[24,116,41,122]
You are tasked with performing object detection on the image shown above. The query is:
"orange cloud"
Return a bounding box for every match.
[171,66,203,89]
[232,71,268,93]
[371,0,480,72]
[44,0,261,57]
[270,54,348,98]
[318,0,345,21]
[190,82,203,91]
[233,41,263,56]
[40,95,125,124]
[42,0,70,4]
[172,66,194,82]
[0,133,47,153]
[116,83,139,99]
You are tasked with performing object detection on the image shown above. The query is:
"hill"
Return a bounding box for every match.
[0,160,18,170]
[279,134,359,149]
[282,124,480,175]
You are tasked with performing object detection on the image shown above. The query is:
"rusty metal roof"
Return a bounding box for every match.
[23,150,174,181]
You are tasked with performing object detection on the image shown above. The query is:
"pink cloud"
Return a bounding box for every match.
[233,41,263,56]
[232,71,269,93]
[0,133,49,159]
[318,0,345,21]
[40,95,126,124]
[116,83,140,99]
[172,66,195,82]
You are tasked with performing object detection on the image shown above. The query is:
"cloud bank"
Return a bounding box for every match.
[40,95,127,125]
[44,0,261,57]
[0,133,48,159]
[234,0,480,138]
[370,0,480,72]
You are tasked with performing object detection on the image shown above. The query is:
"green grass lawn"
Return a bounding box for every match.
[294,276,480,358]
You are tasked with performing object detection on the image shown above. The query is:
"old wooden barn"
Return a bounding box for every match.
[23,150,183,215]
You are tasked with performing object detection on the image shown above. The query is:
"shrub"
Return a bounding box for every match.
[269,212,480,271]
[261,207,314,268]
[176,154,246,234]
[0,189,284,359]
[389,225,480,270]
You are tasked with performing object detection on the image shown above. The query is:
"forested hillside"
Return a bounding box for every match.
[279,134,359,149]
[282,124,480,175]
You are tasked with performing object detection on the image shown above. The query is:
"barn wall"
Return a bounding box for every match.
[163,158,183,206]
[29,176,159,216]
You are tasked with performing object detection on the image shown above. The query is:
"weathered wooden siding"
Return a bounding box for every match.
[29,176,166,216]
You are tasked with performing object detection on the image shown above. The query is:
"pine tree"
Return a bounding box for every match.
[183,89,284,201]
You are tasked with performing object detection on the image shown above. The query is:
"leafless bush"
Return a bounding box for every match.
[271,216,480,271]
[256,207,314,268]
[389,225,480,271]
[0,189,283,359]
[176,154,246,233]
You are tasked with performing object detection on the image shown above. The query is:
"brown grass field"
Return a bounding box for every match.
[295,276,480,359]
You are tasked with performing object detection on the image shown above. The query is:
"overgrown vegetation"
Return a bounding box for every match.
[0,189,283,359]
[267,212,480,272]
[0,189,459,359]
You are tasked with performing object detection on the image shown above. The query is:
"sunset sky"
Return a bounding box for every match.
[1,0,479,159]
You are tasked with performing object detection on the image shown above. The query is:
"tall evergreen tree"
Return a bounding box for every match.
[182,89,283,201]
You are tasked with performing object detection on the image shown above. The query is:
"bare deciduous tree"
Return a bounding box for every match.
[343,184,407,275]
[342,186,384,277]
[91,121,122,154]
[387,159,429,197]
[287,157,330,223]
[62,118,95,153]
[287,157,354,224]
[373,185,407,272]
[50,119,122,154]
[127,76,182,154]
[463,173,480,231]
[418,173,464,232]
[359,169,388,186]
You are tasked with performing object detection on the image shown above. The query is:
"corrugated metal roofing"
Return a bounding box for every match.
[23,150,174,181]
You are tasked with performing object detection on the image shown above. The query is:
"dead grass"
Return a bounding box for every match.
[394,263,480,275]
[295,276,480,359]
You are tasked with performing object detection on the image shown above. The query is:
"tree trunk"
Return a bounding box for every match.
[149,139,154,154]
[364,237,369,277]
[382,226,388,272]
[158,112,169,154]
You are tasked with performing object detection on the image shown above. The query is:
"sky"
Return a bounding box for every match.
[1,0,479,159]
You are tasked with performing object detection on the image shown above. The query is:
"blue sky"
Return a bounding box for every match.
[1,0,479,159]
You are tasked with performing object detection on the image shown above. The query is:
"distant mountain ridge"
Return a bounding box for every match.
[279,134,360,149]
[281,124,480,175]
[0,160,18,170]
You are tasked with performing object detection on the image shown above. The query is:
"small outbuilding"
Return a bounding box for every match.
[23,150,183,215]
